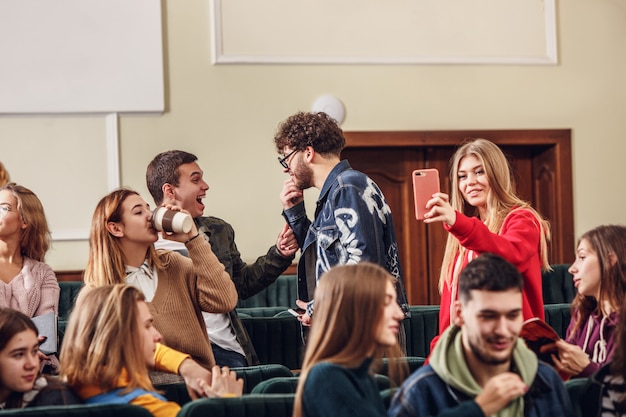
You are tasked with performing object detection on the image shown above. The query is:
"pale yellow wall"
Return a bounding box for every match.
[1,0,625,270]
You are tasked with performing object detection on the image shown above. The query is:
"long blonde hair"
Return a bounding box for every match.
[60,284,155,393]
[293,263,406,417]
[439,138,550,292]
[0,183,50,262]
[84,189,161,288]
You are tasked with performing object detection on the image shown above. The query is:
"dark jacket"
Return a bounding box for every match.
[196,216,294,365]
[282,160,409,317]
[388,363,573,417]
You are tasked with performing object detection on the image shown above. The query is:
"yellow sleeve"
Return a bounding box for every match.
[131,393,181,417]
[153,343,191,374]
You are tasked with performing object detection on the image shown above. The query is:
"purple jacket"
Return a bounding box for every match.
[566,309,618,377]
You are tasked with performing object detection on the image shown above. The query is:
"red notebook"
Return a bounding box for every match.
[520,317,570,380]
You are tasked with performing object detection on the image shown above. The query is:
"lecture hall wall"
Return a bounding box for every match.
[0,0,625,271]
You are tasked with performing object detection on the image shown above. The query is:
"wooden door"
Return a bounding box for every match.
[342,130,573,305]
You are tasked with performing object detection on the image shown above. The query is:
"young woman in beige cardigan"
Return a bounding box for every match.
[82,188,238,372]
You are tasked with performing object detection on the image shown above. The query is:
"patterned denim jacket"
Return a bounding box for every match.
[282,160,409,317]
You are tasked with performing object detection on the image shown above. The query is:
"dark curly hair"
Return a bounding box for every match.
[274,112,345,157]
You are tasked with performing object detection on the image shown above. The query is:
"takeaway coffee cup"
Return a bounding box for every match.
[151,207,193,234]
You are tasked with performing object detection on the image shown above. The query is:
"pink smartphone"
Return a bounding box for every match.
[412,169,440,220]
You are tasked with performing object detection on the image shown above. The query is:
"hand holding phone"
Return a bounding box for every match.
[287,308,305,317]
[412,169,440,220]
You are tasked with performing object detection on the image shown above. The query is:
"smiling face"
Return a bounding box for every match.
[569,238,602,299]
[112,194,158,245]
[457,288,523,367]
[457,155,491,216]
[0,329,39,403]
[136,300,161,368]
[171,162,209,218]
[374,281,404,348]
[0,190,25,240]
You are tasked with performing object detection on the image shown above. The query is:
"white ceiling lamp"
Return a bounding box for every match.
[312,95,346,125]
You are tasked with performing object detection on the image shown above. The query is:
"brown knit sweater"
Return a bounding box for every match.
[150,236,238,369]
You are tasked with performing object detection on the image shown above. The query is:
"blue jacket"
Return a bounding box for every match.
[388,363,573,417]
[282,160,409,316]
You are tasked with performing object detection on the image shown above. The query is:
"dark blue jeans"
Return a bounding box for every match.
[210,343,247,368]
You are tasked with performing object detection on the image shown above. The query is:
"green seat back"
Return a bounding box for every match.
[240,315,304,369]
[0,403,152,417]
[543,303,572,339]
[403,306,440,357]
[543,264,576,304]
[237,275,297,308]
[176,394,295,417]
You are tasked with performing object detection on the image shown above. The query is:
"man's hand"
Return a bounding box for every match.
[296,299,312,326]
[197,366,244,398]
[277,223,299,257]
[279,178,303,210]
[178,358,212,400]
[475,372,528,416]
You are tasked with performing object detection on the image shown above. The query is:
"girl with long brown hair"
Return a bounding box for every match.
[549,224,626,378]
[293,262,406,417]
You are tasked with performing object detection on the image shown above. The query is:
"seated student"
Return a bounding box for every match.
[389,253,572,417]
[0,307,80,409]
[60,284,243,417]
[0,183,60,373]
[546,225,626,379]
[0,183,59,319]
[577,295,626,417]
[0,307,41,409]
[293,262,407,417]
[81,189,238,371]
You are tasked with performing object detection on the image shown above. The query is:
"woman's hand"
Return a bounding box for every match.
[158,204,199,243]
[550,339,590,376]
[423,193,456,227]
[197,366,244,398]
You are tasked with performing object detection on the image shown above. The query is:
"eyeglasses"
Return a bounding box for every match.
[0,206,11,218]
[277,149,299,169]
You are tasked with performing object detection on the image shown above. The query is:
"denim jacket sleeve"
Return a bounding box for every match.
[326,178,390,265]
[282,201,310,249]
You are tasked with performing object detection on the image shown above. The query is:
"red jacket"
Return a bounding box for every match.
[431,208,545,352]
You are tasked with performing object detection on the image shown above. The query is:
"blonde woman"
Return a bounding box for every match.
[0,183,58,319]
[61,284,242,417]
[424,138,550,349]
[293,262,406,417]
[82,188,237,371]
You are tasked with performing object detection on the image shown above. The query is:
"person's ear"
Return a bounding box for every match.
[608,252,618,267]
[162,183,176,202]
[453,300,464,327]
[107,221,124,238]
[304,146,315,162]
